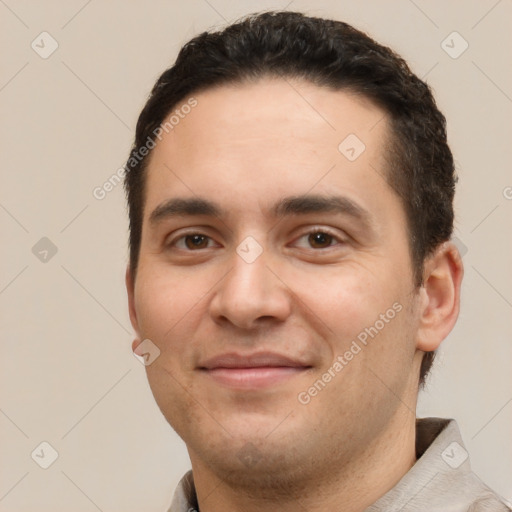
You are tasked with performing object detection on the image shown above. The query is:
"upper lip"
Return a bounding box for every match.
[199,352,311,370]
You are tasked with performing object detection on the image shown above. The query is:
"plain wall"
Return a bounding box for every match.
[1,0,511,510]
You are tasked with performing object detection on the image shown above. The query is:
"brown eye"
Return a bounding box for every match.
[308,232,334,249]
[184,234,210,249]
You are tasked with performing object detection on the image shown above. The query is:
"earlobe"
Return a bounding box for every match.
[125,265,141,340]
[416,242,464,352]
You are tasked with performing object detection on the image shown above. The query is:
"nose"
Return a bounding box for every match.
[209,242,292,330]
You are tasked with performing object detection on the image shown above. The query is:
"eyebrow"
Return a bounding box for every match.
[272,194,371,225]
[148,194,373,228]
[149,197,222,225]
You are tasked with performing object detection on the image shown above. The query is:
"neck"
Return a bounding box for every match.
[188,410,417,512]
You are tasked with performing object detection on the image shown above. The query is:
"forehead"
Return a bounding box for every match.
[143,78,396,223]
[159,78,387,156]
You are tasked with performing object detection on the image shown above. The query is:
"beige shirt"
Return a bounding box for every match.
[167,418,511,511]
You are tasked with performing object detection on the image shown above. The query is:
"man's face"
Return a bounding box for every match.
[127,78,424,483]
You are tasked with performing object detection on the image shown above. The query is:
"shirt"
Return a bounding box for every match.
[167,417,511,511]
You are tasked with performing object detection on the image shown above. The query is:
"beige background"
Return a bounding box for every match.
[1,0,511,510]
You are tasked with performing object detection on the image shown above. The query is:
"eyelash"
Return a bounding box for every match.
[293,228,344,249]
[167,227,345,251]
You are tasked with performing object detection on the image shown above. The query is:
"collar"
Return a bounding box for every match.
[167,418,509,511]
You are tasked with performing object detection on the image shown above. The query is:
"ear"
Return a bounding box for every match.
[415,241,464,352]
[125,264,142,352]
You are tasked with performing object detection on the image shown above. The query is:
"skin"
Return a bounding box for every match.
[126,78,463,512]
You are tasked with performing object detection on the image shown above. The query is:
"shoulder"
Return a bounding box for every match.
[467,496,512,511]
[464,473,512,512]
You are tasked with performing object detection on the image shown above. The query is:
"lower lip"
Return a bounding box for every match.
[201,367,309,389]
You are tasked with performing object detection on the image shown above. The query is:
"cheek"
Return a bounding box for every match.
[134,266,210,434]
[290,263,391,345]
[134,265,208,356]
[288,260,415,394]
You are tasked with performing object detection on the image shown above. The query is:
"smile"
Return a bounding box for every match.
[198,352,312,389]
[201,366,309,389]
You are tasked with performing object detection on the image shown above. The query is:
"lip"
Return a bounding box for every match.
[198,352,312,389]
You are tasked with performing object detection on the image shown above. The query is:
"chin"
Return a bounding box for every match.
[196,438,314,495]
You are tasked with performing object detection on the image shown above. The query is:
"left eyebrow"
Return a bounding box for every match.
[271,194,374,229]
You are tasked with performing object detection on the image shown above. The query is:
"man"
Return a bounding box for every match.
[124,11,510,511]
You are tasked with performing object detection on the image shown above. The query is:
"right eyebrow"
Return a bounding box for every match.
[148,198,223,226]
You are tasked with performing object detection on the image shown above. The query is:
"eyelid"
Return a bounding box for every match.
[165,226,347,251]
[290,226,347,248]
[165,228,220,249]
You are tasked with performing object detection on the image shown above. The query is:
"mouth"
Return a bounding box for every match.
[198,352,312,389]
